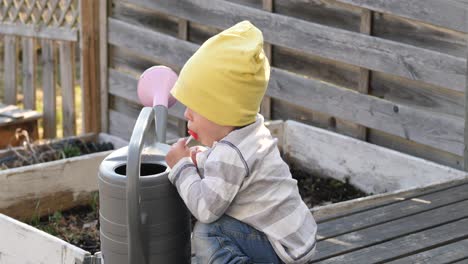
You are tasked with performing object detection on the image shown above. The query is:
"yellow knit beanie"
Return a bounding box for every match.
[171,20,270,126]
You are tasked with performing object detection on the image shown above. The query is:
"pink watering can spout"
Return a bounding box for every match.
[137,65,178,144]
[137,65,178,108]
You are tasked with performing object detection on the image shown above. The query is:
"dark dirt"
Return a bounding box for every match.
[0,137,114,170]
[31,202,101,254]
[29,168,368,253]
[9,138,114,254]
[290,167,368,208]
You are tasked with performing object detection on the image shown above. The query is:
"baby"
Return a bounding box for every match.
[165,20,317,264]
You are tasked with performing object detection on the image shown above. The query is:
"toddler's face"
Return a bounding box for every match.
[184,107,235,147]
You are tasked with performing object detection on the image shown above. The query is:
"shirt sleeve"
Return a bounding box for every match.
[167,143,248,223]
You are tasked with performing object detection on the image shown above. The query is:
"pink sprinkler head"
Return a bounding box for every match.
[137,65,178,108]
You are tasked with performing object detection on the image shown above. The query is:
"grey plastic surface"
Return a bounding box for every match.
[154,105,168,143]
[127,107,153,264]
[98,106,191,264]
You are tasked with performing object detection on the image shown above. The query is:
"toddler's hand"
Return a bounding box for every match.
[189,146,207,166]
[166,138,190,168]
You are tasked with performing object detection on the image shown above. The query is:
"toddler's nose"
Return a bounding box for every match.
[184,108,192,121]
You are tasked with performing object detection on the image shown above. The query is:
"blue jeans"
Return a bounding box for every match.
[192,215,283,264]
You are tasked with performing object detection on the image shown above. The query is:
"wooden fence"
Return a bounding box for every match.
[101,0,468,170]
[2,1,467,171]
[0,0,101,140]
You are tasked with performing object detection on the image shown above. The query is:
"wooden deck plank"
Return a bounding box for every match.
[314,177,468,223]
[451,259,468,264]
[313,218,468,263]
[385,238,468,264]
[313,200,468,261]
[318,183,468,239]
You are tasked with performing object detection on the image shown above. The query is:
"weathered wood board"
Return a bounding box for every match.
[0,214,90,264]
[0,133,128,220]
[284,120,467,194]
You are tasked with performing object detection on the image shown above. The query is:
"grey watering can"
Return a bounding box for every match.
[98,66,191,264]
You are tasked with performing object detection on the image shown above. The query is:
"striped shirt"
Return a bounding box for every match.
[168,114,317,263]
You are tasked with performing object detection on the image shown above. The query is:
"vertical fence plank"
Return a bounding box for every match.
[261,0,273,120]
[22,37,36,110]
[80,0,101,134]
[59,41,76,137]
[464,11,468,171]
[177,18,188,137]
[100,0,109,133]
[4,35,17,105]
[356,8,372,141]
[41,39,56,139]
[178,19,188,41]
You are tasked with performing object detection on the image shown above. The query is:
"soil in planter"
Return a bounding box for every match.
[30,200,100,254]
[291,167,368,208]
[0,137,114,170]
[30,169,367,253]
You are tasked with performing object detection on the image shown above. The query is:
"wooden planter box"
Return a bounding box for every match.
[0,133,128,220]
[279,121,468,220]
[282,121,467,195]
[0,214,95,264]
[1,120,467,263]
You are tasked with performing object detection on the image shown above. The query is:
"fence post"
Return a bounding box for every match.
[260,0,273,120]
[80,0,101,134]
[177,19,189,137]
[41,39,56,139]
[22,37,36,110]
[100,0,109,133]
[464,12,468,170]
[357,8,372,141]
[4,35,17,105]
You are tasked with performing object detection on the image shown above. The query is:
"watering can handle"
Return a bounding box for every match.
[126,107,156,264]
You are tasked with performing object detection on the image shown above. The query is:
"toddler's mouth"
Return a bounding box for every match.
[188,130,199,140]
[185,129,199,146]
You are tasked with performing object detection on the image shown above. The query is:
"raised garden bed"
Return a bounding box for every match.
[27,168,367,255]
[0,133,128,220]
[0,134,114,170]
[1,120,467,263]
